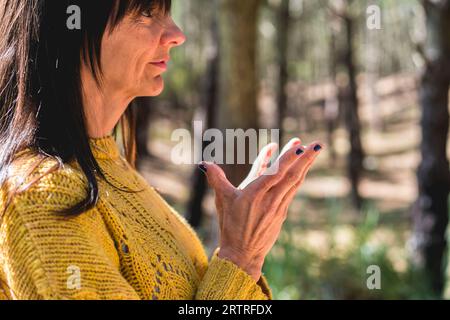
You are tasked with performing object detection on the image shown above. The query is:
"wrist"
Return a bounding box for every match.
[217,247,264,281]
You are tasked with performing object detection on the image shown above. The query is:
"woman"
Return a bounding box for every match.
[0,0,323,300]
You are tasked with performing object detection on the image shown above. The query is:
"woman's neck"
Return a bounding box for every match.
[81,64,134,139]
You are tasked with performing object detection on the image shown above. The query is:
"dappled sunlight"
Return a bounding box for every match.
[130,0,447,299]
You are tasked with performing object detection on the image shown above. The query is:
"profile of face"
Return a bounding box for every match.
[97,9,186,98]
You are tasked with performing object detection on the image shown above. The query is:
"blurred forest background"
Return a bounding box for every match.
[130,0,450,299]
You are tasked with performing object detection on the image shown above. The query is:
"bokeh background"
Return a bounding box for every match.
[130,0,450,299]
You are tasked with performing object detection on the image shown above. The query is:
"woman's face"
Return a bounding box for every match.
[99,9,186,98]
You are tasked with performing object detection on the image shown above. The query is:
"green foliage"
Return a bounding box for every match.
[263,201,436,300]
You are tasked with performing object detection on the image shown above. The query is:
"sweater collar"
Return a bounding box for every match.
[88,135,121,160]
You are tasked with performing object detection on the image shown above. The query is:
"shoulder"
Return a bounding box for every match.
[4,149,87,199]
[0,152,127,299]
[0,153,93,222]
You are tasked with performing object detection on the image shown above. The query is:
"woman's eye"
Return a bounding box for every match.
[141,10,153,18]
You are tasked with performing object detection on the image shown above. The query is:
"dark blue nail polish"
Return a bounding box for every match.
[296,148,304,155]
[314,144,322,152]
[198,164,207,173]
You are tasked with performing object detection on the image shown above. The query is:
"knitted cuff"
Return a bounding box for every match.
[195,248,272,300]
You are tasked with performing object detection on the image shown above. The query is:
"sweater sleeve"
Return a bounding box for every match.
[0,169,140,300]
[195,248,272,300]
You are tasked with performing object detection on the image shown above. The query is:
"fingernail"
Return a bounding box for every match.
[198,164,207,173]
[296,148,304,155]
[314,144,322,152]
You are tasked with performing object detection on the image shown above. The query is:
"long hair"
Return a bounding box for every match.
[0,0,171,216]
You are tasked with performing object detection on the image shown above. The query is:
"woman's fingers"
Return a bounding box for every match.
[238,142,279,190]
[238,138,302,190]
[277,163,312,219]
[255,143,279,177]
[199,162,236,198]
[199,161,237,228]
[267,142,324,210]
[278,138,302,159]
[254,137,302,179]
[245,140,307,194]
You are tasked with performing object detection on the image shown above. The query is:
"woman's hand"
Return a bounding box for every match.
[199,138,324,281]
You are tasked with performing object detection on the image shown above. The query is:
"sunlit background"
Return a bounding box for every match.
[131,0,450,299]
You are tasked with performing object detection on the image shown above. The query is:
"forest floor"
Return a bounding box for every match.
[137,72,448,299]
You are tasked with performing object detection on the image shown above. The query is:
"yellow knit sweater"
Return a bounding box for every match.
[0,135,272,300]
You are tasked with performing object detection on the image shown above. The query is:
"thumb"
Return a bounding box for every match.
[198,162,235,197]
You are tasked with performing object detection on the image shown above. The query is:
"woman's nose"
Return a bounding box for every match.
[161,21,186,48]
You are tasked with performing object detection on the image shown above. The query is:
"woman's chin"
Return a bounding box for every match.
[140,76,164,97]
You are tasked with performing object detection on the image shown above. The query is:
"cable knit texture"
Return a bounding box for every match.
[0,136,272,300]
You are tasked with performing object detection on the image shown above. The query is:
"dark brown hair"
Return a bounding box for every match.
[0,0,171,215]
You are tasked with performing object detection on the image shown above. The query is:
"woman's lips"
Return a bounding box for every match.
[149,61,168,71]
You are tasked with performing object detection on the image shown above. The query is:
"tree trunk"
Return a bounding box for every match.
[276,0,290,143]
[326,24,340,166]
[412,0,450,297]
[334,2,364,210]
[342,16,364,210]
[217,0,261,186]
[186,11,220,229]
[134,97,154,169]
[329,0,365,209]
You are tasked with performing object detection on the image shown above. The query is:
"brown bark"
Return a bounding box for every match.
[135,98,153,158]
[412,0,450,297]
[276,0,290,143]
[342,16,364,210]
[326,25,340,166]
[186,12,220,229]
[217,0,261,186]
[329,0,365,209]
